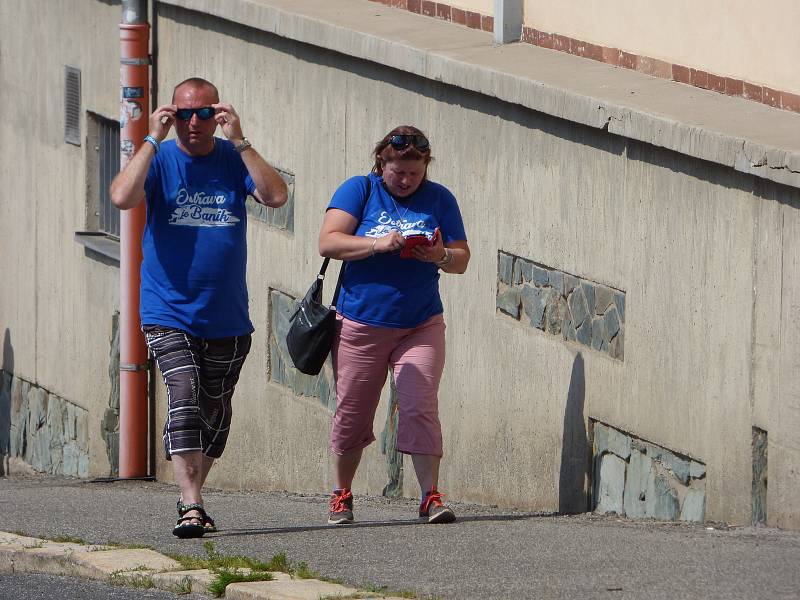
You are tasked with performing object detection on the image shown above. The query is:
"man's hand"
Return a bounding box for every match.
[149,104,176,142]
[213,103,245,142]
[211,102,288,208]
[111,103,175,209]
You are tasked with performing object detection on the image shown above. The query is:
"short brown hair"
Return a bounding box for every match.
[371,125,433,176]
[172,77,219,103]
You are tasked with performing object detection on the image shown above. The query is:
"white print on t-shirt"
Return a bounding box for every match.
[167,188,240,227]
[363,211,427,238]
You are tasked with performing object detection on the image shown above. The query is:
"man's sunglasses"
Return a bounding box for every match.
[388,134,430,151]
[175,106,216,121]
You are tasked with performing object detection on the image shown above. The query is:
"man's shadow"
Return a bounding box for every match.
[558,352,589,514]
[0,329,14,476]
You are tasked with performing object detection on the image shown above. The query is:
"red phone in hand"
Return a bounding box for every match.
[400,227,439,258]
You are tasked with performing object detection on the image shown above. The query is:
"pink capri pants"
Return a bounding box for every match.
[330,313,446,457]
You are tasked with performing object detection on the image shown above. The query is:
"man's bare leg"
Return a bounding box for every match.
[173,451,206,525]
[200,455,214,488]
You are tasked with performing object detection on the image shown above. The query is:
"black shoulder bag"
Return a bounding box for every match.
[285,177,371,375]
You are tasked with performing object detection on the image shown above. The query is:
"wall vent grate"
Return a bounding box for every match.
[65,66,81,145]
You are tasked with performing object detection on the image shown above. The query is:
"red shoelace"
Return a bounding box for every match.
[421,488,445,513]
[330,489,353,512]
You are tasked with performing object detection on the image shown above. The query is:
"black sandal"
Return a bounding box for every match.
[202,513,217,533]
[177,500,217,534]
[173,502,207,539]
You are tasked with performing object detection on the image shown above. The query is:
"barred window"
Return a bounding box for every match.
[94,115,121,237]
[76,112,121,261]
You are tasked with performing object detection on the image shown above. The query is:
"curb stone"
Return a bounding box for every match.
[226,578,393,599]
[150,568,293,595]
[0,532,408,598]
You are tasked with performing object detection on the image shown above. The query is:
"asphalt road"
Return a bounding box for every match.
[1,475,799,599]
[0,572,207,600]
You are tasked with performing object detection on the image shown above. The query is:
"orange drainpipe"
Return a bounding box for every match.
[118,1,150,479]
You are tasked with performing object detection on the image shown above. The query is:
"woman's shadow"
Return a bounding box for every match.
[558,352,589,514]
[0,328,14,476]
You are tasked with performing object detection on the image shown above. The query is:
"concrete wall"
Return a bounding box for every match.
[2,0,799,529]
[151,4,799,527]
[0,0,123,478]
[449,0,491,14]
[523,0,800,95]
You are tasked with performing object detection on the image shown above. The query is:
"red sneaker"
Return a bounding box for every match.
[328,488,354,525]
[419,487,456,524]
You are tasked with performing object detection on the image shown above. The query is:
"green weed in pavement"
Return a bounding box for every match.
[167,542,278,597]
[194,546,349,596]
[50,534,87,544]
[360,584,417,598]
[207,569,274,597]
[171,575,193,595]
[12,532,86,546]
[292,560,317,579]
[264,550,290,572]
[167,541,270,571]
[108,570,155,589]
[106,540,155,550]
[291,560,343,584]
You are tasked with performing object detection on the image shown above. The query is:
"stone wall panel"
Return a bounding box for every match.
[2,372,90,478]
[594,421,706,522]
[498,253,627,359]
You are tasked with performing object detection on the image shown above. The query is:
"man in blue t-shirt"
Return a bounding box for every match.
[111,77,287,538]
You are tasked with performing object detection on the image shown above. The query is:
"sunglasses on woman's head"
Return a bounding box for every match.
[389,134,430,151]
[175,106,216,121]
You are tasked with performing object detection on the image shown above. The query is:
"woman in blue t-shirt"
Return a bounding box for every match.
[319,125,471,525]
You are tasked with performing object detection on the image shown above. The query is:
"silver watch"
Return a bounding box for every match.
[234,138,252,154]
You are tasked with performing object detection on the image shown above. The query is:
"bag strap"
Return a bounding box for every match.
[318,257,331,277]
[326,175,371,307]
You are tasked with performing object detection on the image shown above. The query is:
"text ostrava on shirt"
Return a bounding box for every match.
[169,187,240,227]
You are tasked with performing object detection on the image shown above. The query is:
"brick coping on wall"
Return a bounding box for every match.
[371,0,800,115]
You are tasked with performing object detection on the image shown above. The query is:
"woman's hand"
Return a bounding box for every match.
[374,231,405,254]
[320,210,406,261]
[411,233,446,263]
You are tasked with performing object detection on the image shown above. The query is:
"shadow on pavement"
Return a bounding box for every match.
[215,512,554,537]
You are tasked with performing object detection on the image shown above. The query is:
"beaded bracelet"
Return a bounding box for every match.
[143,134,160,153]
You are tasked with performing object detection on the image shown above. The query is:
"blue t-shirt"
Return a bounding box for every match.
[328,173,467,328]
[141,138,256,338]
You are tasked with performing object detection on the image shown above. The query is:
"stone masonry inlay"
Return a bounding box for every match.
[268,289,336,411]
[0,371,90,478]
[246,166,295,232]
[592,421,706,522]
[496,251,625,359]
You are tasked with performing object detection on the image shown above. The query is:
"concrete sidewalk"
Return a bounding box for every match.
[0,530,401,599]
[1,474,799,599]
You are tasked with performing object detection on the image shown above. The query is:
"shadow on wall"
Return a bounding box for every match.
[559,351,589,514]
[0,329,14,476]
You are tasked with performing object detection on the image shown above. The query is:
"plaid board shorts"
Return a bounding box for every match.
[143,325,252,460]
